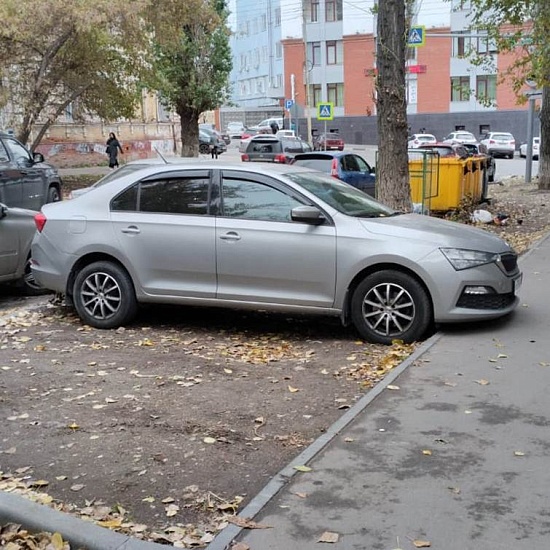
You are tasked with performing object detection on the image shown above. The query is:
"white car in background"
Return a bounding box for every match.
[479,132,516,159]
[408,134,437,148]
[519,137,540,159]
[442,131,478,145]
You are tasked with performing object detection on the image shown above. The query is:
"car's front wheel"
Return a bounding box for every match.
[199,144,210,154]
[47,185,61,203]
[73,261,138,329]
[351,270,432,344]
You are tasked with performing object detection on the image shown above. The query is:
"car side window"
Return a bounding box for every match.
[354,155,371,172]
[0,141,9,162]
[112,175,210,215]
[4,138,32,164]
[221,177,303,222]
[343,155,360,172]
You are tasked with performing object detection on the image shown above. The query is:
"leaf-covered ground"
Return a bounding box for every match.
[0,301,414,547]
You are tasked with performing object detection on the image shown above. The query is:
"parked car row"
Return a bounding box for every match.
[519,137,540,159]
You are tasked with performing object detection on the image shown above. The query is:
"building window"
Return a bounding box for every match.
[310,42,321,66]
[476,75,497,102]
[261,13,267,31]
[312,84,322,107]
[308,0,319,23]
[452,32,468,58]
[276,41,282,59]
[451,76,470,102]
[326,41,342,65]
[325,0,343,22]
[327,83,344,106]
[406,47,417,61]
[274,7,281,26]
[276,74,283,88]
[262,46,268,63]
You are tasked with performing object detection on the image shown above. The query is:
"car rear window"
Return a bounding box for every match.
[491,133,514,140]
[292,158,333,172]
[246,139,281,153]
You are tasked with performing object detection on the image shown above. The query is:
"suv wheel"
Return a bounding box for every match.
[351,270,432,344]
[199,144,210,154]
[73,261,138,329]
[47,186,61,203]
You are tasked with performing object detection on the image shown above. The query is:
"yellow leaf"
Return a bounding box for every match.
[224,368,233,374]
[475,379,490,385]
[67,422,79,431]
[293,465,312,472]
[142,496,155,503]
[514,451,525,456]
[98,519,122,528]
[30,479,49,487]
[387,385,400,390]
[288,385,299,393]
[165,503,180,517]
[51,532,64,550]
[422,449,432,456]
[203,437,216,444]
[413,540,431,548]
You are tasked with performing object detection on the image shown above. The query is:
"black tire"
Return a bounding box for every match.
[73,261,138,329]
[508,153,514,159]
[18,256,47,296]
[47,185,61,203]
[199,144,210,154]
[350,270,432,344]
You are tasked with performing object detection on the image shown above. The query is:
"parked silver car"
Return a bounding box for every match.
[0,203,43,294]
[31,162,521,344]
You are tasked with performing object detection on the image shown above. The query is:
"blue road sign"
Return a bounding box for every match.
[285,99,294,110]
[317,102,334,121]
[408,26,425,47]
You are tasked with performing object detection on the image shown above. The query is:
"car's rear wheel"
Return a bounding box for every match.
[47,185,61,203]
[19,256,47,296]
[351,270,432,344]
[199,144,210,154]
[73,261,138,329]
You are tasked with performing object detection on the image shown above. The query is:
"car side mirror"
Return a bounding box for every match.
[0,203,7,219]
[32,152,45,163]
[291,205,326,225]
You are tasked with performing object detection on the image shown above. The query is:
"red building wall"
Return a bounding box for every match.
[343,34,376,116]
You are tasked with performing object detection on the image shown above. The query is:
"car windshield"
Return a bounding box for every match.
[287,172,395,218]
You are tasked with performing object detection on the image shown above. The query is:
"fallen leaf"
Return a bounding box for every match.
[387,385,400,390]
[203,437,216,444]
[422,449,432,456]
[514,451,525,456]
[292,492,308,498]
[231,544,250,550]
[288,385,300,393]
[226,516,272,529]
[70,484,85,491]
[344,437,355,443]
[497,353,508,359]
[413,541,431,548]
[142,496,155,503]
[224,368,233,374]
[448,486,461,494]
[475,379,490,385]
[317,531,340,543]
[293,465,312,472]
[165,503,179,517]
[51,532,65,550]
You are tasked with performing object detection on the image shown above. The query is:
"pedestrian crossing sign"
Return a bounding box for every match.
[317,102,334,121]
[408,26,425,47]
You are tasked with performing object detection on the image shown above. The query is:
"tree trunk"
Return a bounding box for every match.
[177,104,200,157]
[375,0,412,212]
[538,84,550,189]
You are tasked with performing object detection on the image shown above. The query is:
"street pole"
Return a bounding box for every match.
[302,0,312,145]
[525,95,536,183]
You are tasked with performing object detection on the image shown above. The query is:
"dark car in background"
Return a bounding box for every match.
[291,151,376,197]
[313,132,345,151]
[0,202,43,294]
[198,127,227,155]
[241,135,312,163]
[0,132,62,210]
[462,142,495,182]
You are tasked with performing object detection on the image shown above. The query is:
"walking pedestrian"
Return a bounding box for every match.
[270,120,279,134]
[106,132,123,169]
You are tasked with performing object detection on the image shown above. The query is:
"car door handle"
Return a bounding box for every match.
[20,170,29,175]
[121,226,140,234]
[219,232,241,241]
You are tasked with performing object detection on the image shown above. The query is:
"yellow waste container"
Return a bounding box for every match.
[465,157,484,202]
[409,154,470,211]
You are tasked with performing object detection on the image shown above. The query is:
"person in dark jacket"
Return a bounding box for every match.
[106,132,123,169]
[270,121,279,134]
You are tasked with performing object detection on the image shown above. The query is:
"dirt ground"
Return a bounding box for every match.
[1,174,549,547]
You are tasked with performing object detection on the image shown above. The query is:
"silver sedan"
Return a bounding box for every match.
[31,162,521,344]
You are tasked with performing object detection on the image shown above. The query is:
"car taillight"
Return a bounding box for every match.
[330,158,339,177]
[241,154,250,161]
[489,140,495,144]
[274,154,286,163]
[34,212,47,232]
[511,140,515,144]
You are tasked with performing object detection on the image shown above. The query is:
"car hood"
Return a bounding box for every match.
[359,213,513,253]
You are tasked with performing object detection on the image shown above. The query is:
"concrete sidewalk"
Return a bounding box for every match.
[210,235,550,550]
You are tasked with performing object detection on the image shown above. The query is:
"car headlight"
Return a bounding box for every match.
[440,248,498,271]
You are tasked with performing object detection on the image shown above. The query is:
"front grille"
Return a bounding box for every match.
[500,253,518,274]
[456,291,516,310]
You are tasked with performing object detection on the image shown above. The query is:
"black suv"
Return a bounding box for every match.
[241,135,312,163]
[0,133,62,210]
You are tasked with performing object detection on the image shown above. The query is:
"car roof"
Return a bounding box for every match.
[294,151,346,160]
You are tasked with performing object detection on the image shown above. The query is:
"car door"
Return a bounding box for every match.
[110,169,217,298]
[0,205,19,278]
[216,170,337,307]
[0,138,24,208]
[3,137,44,210]
[353,154,376,197]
